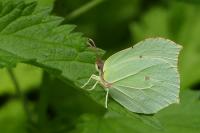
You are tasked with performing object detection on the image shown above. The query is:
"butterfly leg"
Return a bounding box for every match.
[81,74,95,88]
[105,88,109,108]
[87,81,99,91]
[81,74,99,88]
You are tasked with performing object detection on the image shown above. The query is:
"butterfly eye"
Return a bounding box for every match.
[97,64,102,71]
[97,65,101,70]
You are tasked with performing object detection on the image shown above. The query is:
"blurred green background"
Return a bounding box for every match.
[0,0,200,133]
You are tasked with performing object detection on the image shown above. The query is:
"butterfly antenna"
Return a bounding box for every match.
[87,38,102,59]
[88,38,96,47]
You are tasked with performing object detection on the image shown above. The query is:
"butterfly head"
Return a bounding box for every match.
[95,58,104,73]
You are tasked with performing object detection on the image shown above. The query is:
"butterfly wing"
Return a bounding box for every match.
[103,38,182,114]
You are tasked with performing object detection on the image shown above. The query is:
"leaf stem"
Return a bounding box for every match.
[65,0,104,21]
[7,68,32,123]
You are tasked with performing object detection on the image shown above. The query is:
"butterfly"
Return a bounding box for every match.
[82,38,182,114]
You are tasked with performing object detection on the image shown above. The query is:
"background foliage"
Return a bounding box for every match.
[0,0,200,133]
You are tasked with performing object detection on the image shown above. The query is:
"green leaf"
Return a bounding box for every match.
[72,114,156,133]
[0,1,103,85]
[72,90,200,133]
[130,1,200,89]
[152,90,200,133]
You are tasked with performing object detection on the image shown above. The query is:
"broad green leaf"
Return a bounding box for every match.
[130,1,200,89]
[0,0,104,121]
[0,100,26,133]
[73,114,147,133]
[0,1,102,85]
[72,90,200,133]
[0,0,109,123]
[73,114,162,133]
[151,90,200,133]
[105,101,163,130]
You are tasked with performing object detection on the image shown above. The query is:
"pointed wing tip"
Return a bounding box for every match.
[176,43,183,51]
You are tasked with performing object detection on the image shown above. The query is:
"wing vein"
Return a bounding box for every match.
[112,63,161,83]
[112,86,152,113]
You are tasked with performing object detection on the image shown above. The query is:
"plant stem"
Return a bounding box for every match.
[7,68,32,123]
[38,72,49,127]
[66,0,104,21]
